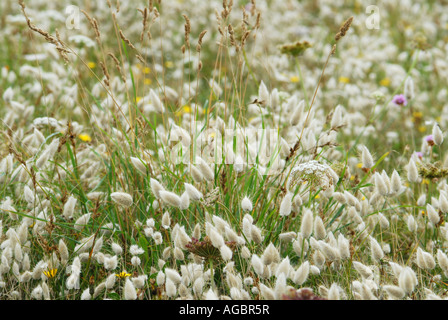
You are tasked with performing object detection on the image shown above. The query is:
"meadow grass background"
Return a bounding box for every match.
[0,0,448,300]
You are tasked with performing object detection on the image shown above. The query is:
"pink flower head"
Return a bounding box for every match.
[413,151,423,160]
[425,134,435,146]
[392,94,407,106]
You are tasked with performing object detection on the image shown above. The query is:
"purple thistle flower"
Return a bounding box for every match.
[414,151,423,159]
[392,94,407,106]
[425,135,434,142]
[425,135,435,146]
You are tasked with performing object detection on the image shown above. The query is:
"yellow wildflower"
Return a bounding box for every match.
[339,76,350,84]
[182,105,191,113]
[413,111,423,119]
[418,126,426,133]
[176,105,192,116]
[116,271,131,279]
[356,163,363,169]
[144,67,151,74]
[165,61,174,68]
[87,62,96,69]
[290,75,300,83]
[144,78,152,85]
[78,134,92,143]
[43,268,58,279]
[379,78,390,87]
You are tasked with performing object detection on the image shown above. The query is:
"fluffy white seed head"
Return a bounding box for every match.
[398,267,417,295]
[111,192,133,208]
[383,285,405,300]
[220,245,233,261]
[241,196,253,212]
[314,216,326,240]
[63,196,77,220]
[162,211,171,229]
[432,124,444,146]
[404,77,414,100]
[426,204,440,226]
[370,236,384,262]
[184,183,203,200]
[159,190,181,208]
[279,192,293,217]
[150,89,164,113]
[361,146,374,169]
[407,158,419,183]
[328,283,341,300]
[352,261,373,279]
[300,209,314,238]
[293,261,310,285]
[130,157,147,174]
[258,81,269,105]
[179,192,190,210]
[150,178,164,198]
